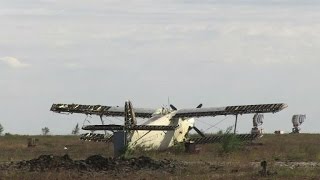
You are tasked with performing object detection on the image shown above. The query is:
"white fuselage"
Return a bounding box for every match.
[128,111,194,150]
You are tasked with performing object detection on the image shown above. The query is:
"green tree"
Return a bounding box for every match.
[71,123,80,135]
[42,127,50,135]
[0,123,3,135]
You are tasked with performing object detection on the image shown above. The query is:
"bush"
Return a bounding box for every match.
[120,145,136,158]
[0,123,3,135]
[4,132,12,136]
[219,126,243,153]
[220,134,243,153]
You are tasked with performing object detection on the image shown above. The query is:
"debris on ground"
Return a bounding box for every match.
[4,154,179,173]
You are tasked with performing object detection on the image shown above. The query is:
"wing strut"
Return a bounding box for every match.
[100,115,107,135]
[234,115,238,134]
[193,126,205,137]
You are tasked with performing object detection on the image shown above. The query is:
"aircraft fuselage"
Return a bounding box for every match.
[128,111,194,150]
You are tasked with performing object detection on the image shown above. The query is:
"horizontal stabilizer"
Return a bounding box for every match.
[80,133,113,143]
[82,125,179,131]
[188,134,262,144]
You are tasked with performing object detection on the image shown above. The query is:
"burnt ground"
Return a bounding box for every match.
[0,154,181,175]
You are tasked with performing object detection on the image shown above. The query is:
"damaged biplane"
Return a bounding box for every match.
[50,101,287,154]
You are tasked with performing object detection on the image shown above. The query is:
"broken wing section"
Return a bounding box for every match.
[173,103,288,118]
[188,134,263,144]
[50,103,155,118]
[82,125,179,131]
[80,133,113,143]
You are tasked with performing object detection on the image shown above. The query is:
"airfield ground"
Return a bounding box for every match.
[1,134,320,179]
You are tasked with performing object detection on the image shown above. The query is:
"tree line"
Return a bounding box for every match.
[0,123,80,136]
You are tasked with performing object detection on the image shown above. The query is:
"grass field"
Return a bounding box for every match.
[1,134,320,179]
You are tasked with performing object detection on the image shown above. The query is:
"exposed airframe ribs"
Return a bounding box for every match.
[50,104,154,118]
[188,134,262,144]
[82,125,179,131]
[51,103,287,119]
[80,133,113,143]
[173,103,287,118]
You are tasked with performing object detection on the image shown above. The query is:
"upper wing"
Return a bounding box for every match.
[173,103,287,118]
[50,103,155,118]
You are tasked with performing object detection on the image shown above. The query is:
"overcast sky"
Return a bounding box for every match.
[0,0,319,135]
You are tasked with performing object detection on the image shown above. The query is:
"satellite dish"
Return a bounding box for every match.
[251,113,264,135]
[291,114,306,133]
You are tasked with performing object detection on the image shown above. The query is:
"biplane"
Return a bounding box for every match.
[50,101,287,153]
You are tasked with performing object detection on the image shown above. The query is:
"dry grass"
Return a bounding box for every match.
[0,135,113,162]
[1,134,320,179]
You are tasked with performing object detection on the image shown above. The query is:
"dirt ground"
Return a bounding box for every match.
[1,134,320,179]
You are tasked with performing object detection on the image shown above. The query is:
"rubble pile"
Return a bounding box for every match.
[15,154,177,172]
[17,154,75,171]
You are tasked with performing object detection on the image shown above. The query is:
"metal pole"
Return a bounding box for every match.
[100,115,107,135]
[234,114,238,134]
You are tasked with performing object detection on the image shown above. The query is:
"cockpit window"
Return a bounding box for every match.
[152,108,162,115]
[152,108,171,116]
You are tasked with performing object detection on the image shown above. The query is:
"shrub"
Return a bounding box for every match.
[0,123,3,135]
[220,126,243,153]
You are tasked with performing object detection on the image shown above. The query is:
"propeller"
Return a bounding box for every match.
[191,103,206,137]
[196,104,203,108]
[170,104,177,111]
